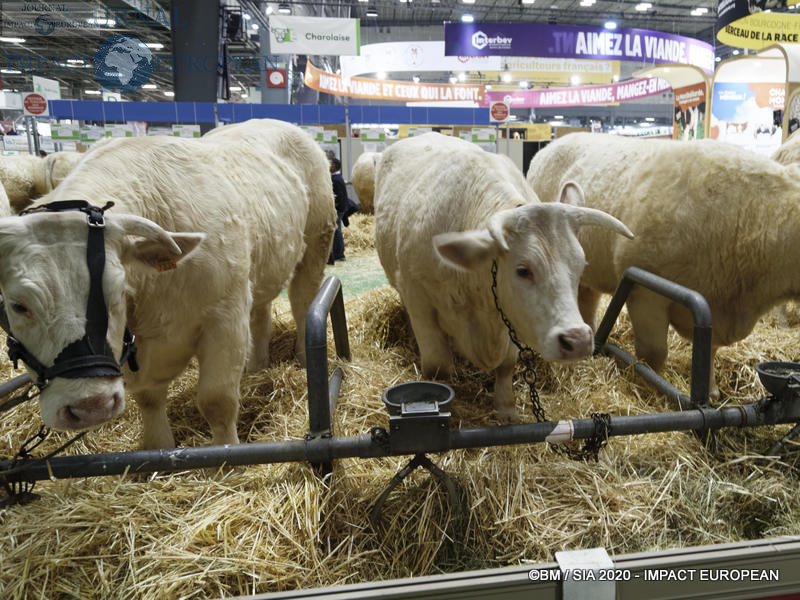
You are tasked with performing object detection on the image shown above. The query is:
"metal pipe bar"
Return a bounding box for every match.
[594,266,713,407]
[5,399,800,484]
[603,343,693,410]
[305,276,348,437]
[0,374,31,400]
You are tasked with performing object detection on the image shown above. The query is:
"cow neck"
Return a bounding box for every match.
[1,200,139,390]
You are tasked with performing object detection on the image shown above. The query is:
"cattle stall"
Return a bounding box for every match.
[2,264,800,598]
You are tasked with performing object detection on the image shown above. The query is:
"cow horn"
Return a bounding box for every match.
[114,214,183,255]
[560,204,634,239]
[487,209,514,252]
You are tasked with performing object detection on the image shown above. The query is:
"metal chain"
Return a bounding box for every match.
[490,260,610,462]
[1,426,88,506]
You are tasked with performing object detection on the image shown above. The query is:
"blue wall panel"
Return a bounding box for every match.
[46,100,492,127]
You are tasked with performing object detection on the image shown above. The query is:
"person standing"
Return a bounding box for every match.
[328,157,348,264]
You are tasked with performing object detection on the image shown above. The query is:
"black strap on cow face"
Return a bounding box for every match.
[1,200,139,390]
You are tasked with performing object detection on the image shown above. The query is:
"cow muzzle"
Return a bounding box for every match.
[555,326,594,359]
[57,390,125,430]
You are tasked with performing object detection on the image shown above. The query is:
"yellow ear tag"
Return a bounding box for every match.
[153,253,179,272]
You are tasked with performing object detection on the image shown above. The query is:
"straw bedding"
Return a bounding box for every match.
[2,216,800,599]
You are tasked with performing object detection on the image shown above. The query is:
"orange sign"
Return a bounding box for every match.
[304,62,485,103]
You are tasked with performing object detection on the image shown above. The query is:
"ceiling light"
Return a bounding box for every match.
[87,17,116,26]
[230,86,242,91]
[634,2,651,10]
[377,71,387,79]
[84,90,102,95]
[732,49,740,55]
[266,5,274,14]
[278,4,291,14]
[579,0,595,5]
[715,56,722,62]
[366,8,378,16]
[0,37,25,43]
[612,74,619,82]
[645,117,655,121]
[485,84,492,89]
[554,115,564,119]
[67,59,85,65]
[243,13,252,19]
[250,23,259,30]
[639,121,650,126]
[0,69,22,74]
[604,20,617,29]
[449,76,457,84]
[521,0,535,4]
[412,75,421,83]
[570,74,580,85]
[164,91,175,97]
[241,93,248,98]
[458,72,466,81]
[690,7,708,15]
[358,0,369,2]
[461,13,474,22]
[502,72,512,82]
[142,84,157,89]
[462,0,476,4]
[144,42,164,49]
[519,80,528,88]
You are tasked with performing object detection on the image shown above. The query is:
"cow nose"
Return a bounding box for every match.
[63,393,122,429]
[558,328,593,359]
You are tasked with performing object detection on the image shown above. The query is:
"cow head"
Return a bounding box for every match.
[433,181,633,361]
[0,208,203,431]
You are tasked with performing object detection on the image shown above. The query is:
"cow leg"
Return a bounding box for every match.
[195,304,249,446]
[288,231,333,368]
[578,284,602,331]
[247,295,272,372]
[403,291,453,378]
[494,351,518,423]
[136,384,174,450]
[626,289,670,372]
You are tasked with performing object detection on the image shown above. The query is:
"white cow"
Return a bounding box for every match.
[0,130,335,449]
[374,133,633,421]
[351,151,379,213]
[527,132,800,399]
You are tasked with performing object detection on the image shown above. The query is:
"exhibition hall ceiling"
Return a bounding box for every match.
[0,0,765,101]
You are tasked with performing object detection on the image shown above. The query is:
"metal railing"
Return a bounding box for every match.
[594,266,713,409]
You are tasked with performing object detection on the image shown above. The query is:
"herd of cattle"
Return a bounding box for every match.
[0,120,799,448]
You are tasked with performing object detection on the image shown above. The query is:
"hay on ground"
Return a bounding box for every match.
[2,284,800,599]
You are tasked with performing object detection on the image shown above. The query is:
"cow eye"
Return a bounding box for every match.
[515,266,533,281]
[10,303,28,315]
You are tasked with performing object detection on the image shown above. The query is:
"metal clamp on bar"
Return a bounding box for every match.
[383,382,453,455]
[594,266,713,409]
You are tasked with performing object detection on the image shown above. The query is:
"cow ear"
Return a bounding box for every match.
[557,181,585,207]
[434,230,497,271]
[125,233,205,273]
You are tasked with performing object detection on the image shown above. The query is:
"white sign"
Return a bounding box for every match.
[172,124,201,138]
[32,75,61,100]
[268,15,360,56]
[342,41,500,81]
[104,124,134,138]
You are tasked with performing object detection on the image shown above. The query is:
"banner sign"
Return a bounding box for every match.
[445,22,715,74]
[268,15,360,56]
[717,0,800,49]
[304,62,485,103]
[710,81,785,155]
[340,41,618,85]
[481,76,670,109]
[673,82,706,140]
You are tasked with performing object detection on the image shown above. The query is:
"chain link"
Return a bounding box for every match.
[491,260,610,462]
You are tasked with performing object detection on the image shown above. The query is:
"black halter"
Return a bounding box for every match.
[1,200,139,389]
